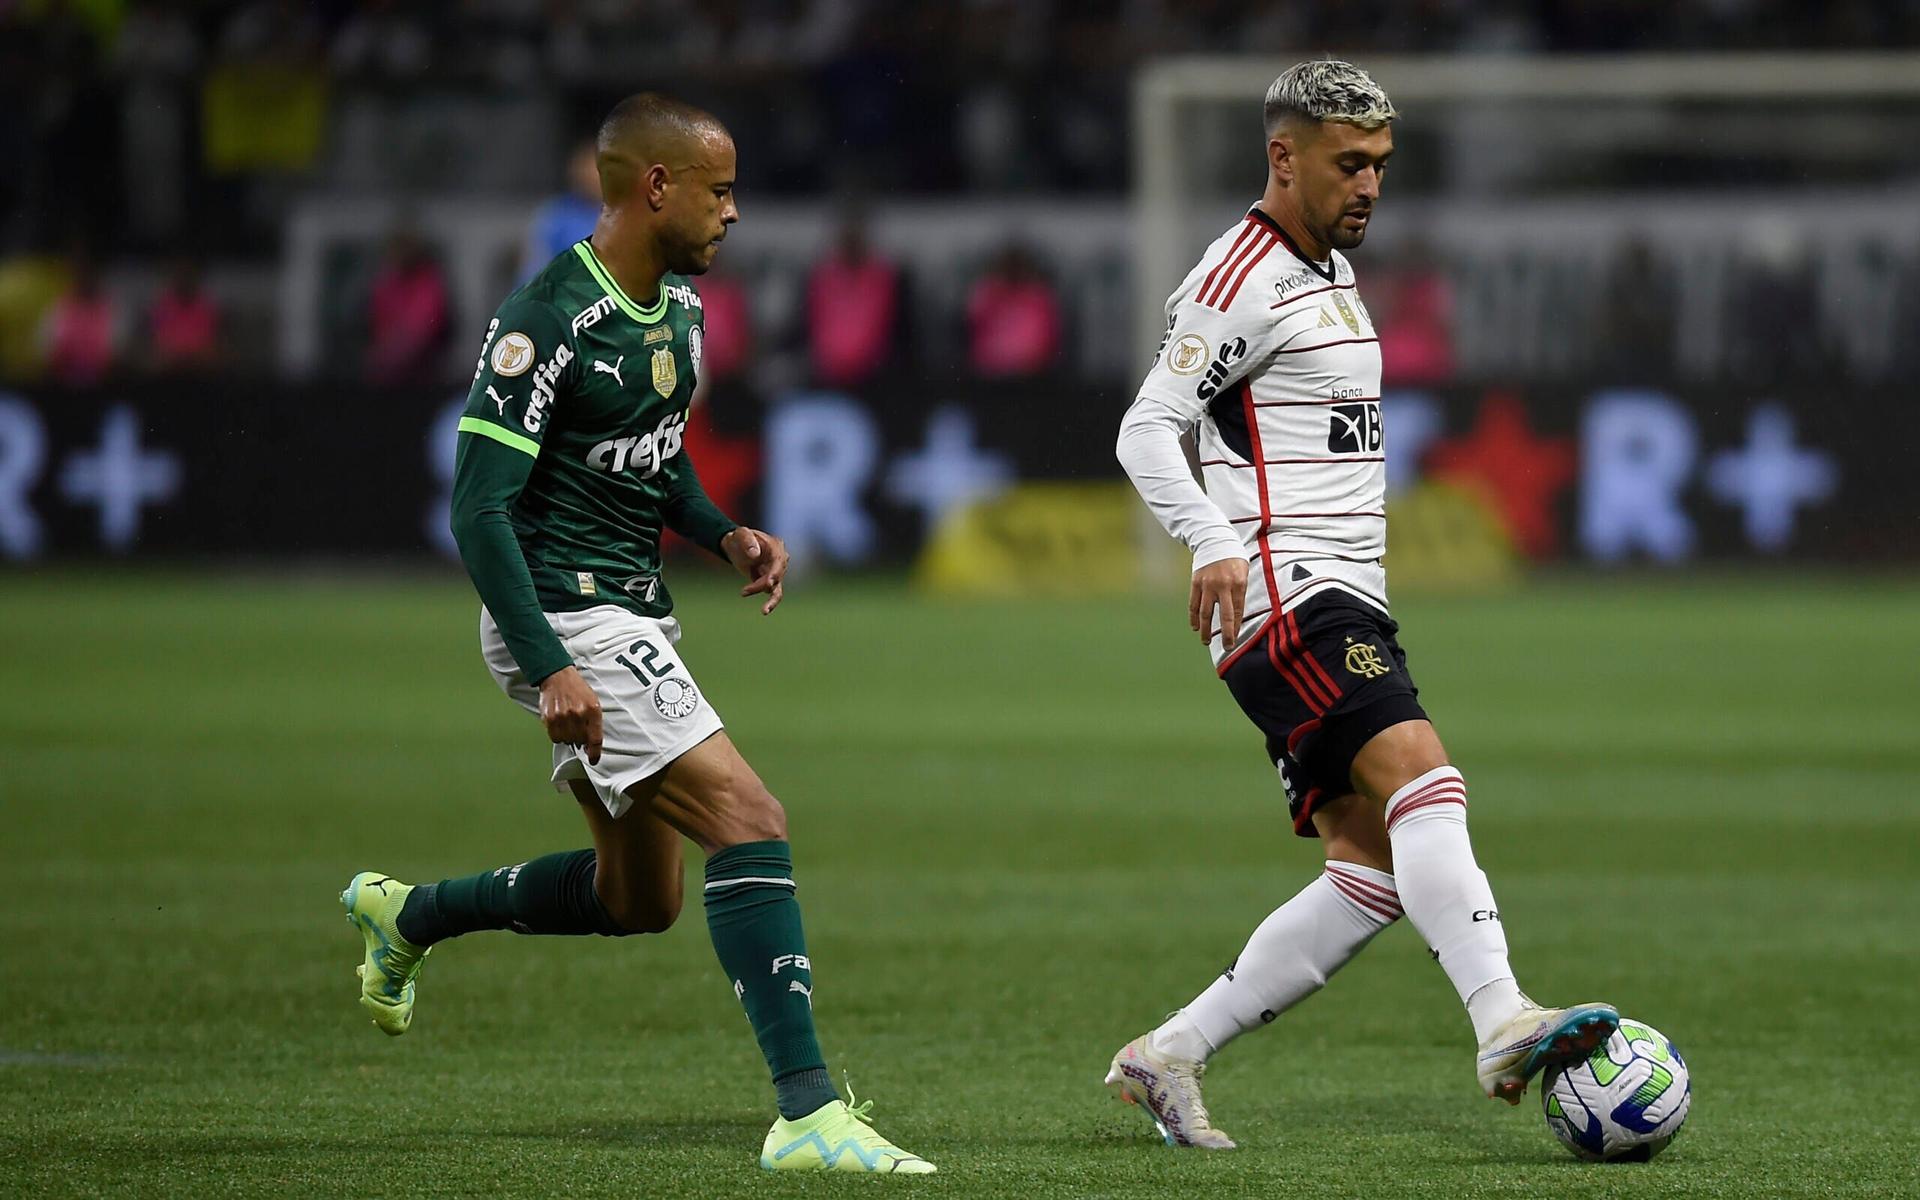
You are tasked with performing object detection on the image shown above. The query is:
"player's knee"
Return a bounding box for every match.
[1314,794,1392,871]
[695,770,786,847]
[730,783,787,843]
[598,879,683,934]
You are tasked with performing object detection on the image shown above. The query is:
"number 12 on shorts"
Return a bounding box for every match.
[615,637,677,683]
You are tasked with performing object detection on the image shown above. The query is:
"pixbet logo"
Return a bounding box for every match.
[587,411,687,477]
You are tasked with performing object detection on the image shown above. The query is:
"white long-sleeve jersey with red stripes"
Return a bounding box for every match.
[1117,207,1389,669]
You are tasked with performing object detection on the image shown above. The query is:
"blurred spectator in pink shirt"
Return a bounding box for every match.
[40,252,123,387]
[148,257,222,373]
[966,241,1062,378]
[1374,241,1455,385]
[807,215,899,388]
[366,228,450,385]
[696,266,753,383]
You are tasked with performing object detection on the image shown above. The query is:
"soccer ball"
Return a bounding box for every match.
[1541,1018,1691,1162]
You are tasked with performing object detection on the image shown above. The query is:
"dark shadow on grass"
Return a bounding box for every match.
[484,1117,767,1148]
[5,1118,769,1164]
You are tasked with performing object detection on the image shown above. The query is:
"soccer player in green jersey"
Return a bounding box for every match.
[339,93,933,1175]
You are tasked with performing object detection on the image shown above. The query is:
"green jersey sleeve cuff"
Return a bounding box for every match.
[458,417,541,458]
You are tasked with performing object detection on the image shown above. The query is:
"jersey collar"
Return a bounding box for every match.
[1247,206,1337,283]
[573,240,670,324]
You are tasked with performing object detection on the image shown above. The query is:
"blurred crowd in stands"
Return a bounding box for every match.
[3,0,1918,391]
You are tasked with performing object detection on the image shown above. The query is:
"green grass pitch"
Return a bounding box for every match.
[2,569,1917,1198]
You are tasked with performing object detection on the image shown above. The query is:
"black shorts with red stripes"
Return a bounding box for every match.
[1220,588,1427,838]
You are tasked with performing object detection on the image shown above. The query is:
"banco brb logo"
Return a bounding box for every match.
[1327,401,1382,453]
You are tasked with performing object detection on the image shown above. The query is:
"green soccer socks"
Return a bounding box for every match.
[703,841,836,1119]
[396,849,630,944]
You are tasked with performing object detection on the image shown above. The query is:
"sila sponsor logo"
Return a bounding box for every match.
[587,410,688,477]
[1194,336,1250,402]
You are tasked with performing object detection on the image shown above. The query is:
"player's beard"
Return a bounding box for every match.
[1328,211,1370,250]
[665,225,720,275]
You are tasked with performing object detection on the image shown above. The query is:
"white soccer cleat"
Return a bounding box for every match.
[1476,998,1619,1104]
[1104,1035,1237,1150]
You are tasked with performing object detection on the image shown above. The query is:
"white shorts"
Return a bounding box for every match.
[480,604,725,819]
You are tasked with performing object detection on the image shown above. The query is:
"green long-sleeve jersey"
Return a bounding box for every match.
[450,240,736,685]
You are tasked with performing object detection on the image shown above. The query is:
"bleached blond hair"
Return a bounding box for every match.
[1263,60,1397,136]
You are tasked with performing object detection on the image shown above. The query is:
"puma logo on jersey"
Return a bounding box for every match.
[593,355,626,387]
[487,385,509,415]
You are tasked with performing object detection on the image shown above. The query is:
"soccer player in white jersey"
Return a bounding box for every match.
[1103,60,1619,1150]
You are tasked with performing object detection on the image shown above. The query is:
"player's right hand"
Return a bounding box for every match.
[1190,557,1250,648]
[538,666,603,764]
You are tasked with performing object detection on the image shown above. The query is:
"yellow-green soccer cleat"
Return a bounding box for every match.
[340,871,430,1036]
[759,1090,935,1174]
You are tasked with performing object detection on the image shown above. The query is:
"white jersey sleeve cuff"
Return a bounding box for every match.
[1190,538,1248,573]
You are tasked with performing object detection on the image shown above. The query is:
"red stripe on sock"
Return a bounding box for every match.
[1386,791,1467,833]
[1387,774,1465,813]
[1326,869,1402,919]
[1387,784,1468,822]
[1326,864,1400,907]
[1326,872,1401,921]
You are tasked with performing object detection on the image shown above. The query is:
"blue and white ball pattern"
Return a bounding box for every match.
[1542,1018,1691,1162]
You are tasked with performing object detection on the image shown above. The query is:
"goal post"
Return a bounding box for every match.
[1131,51,1920,359]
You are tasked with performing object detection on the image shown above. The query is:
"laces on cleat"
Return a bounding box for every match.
[840,1073,877,1126]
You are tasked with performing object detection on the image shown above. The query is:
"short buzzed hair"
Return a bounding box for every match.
[1263,60,1397,137]
[595,92,729,202]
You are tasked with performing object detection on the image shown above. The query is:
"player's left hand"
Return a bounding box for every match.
[722,526,789,615]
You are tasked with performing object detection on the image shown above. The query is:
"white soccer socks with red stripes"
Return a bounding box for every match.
[1156,862,1402,1059]
[1385,765,1525,1042]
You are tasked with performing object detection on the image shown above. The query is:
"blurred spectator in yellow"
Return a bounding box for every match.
[807,213,900,388]
[0,252,71,382]
[697,264,754,383]
[965,240,1062,378]
[40,251,123,387]
[365,229,450,386]
[522,139,603,280]
[147,256,222,374]
[1374,239,1455,386]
